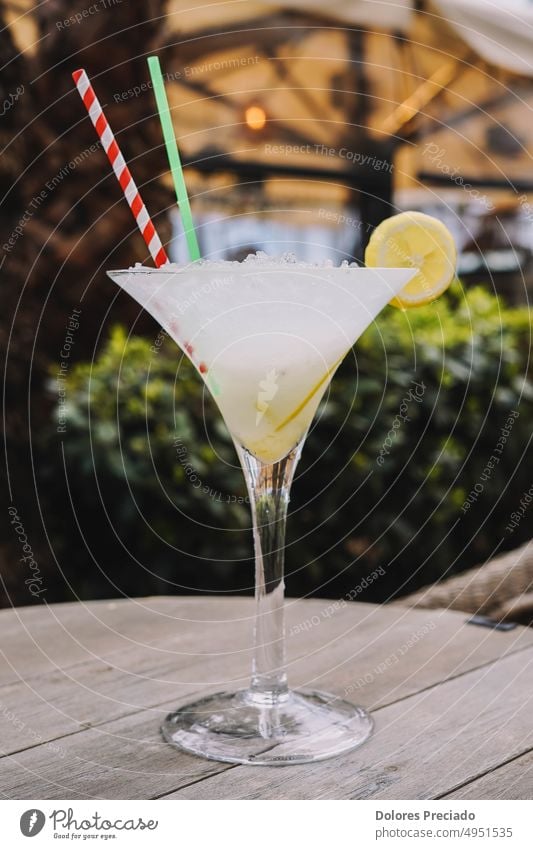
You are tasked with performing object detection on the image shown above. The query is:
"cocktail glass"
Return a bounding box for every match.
[108,256,416,765]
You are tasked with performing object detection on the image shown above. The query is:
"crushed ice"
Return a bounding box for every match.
[134,251,362,271]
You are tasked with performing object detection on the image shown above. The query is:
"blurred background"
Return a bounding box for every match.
[2,0,532,610]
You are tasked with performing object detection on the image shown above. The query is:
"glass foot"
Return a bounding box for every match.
[161,689,373,765]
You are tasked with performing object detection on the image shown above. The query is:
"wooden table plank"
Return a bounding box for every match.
[0,702,230,800]
[4,644,532,801]
[0,597,531,799]
[0,597,256,687]
[443,750,533,800]
[0,599,529,759]
[2,597,531,693]
[166,648,533,800]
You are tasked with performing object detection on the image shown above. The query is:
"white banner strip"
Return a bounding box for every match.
[2,799,532,847]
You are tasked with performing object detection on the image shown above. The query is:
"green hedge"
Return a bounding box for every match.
[42,284,533,602]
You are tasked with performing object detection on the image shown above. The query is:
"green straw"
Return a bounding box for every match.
[147,55,201,262]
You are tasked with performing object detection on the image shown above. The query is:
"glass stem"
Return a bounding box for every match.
[236,443,302,704]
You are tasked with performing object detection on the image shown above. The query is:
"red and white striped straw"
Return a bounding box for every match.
[72,68,168,268]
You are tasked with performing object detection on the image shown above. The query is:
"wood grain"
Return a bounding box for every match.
[167,648,533,800]
[0,597,531,799]
[443,750,533,800]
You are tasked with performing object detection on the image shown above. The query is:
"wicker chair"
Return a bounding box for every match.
[394,540,533,625]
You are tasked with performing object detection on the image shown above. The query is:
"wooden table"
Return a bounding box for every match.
[1,596,532,800]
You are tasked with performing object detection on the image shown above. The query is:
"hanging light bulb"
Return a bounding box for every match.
[245,105,267,131]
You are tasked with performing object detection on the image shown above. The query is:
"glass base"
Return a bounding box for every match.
[161,689,373,765]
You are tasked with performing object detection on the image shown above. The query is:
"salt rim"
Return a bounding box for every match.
[131,251,362,271]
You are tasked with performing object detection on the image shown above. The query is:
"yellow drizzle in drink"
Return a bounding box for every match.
[274,357,343,433]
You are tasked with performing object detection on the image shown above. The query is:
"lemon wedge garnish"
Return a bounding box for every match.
[365,211,457,308]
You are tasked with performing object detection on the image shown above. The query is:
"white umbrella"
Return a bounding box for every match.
[164,0,533,147]
[435,0,533,76]
[262,0,533,76]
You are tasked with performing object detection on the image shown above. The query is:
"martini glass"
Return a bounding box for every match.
[108,256,416,765]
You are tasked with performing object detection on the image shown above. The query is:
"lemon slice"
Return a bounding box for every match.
[365,211,457,308]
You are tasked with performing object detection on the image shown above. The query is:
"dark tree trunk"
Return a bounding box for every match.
[1,1,173,605]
